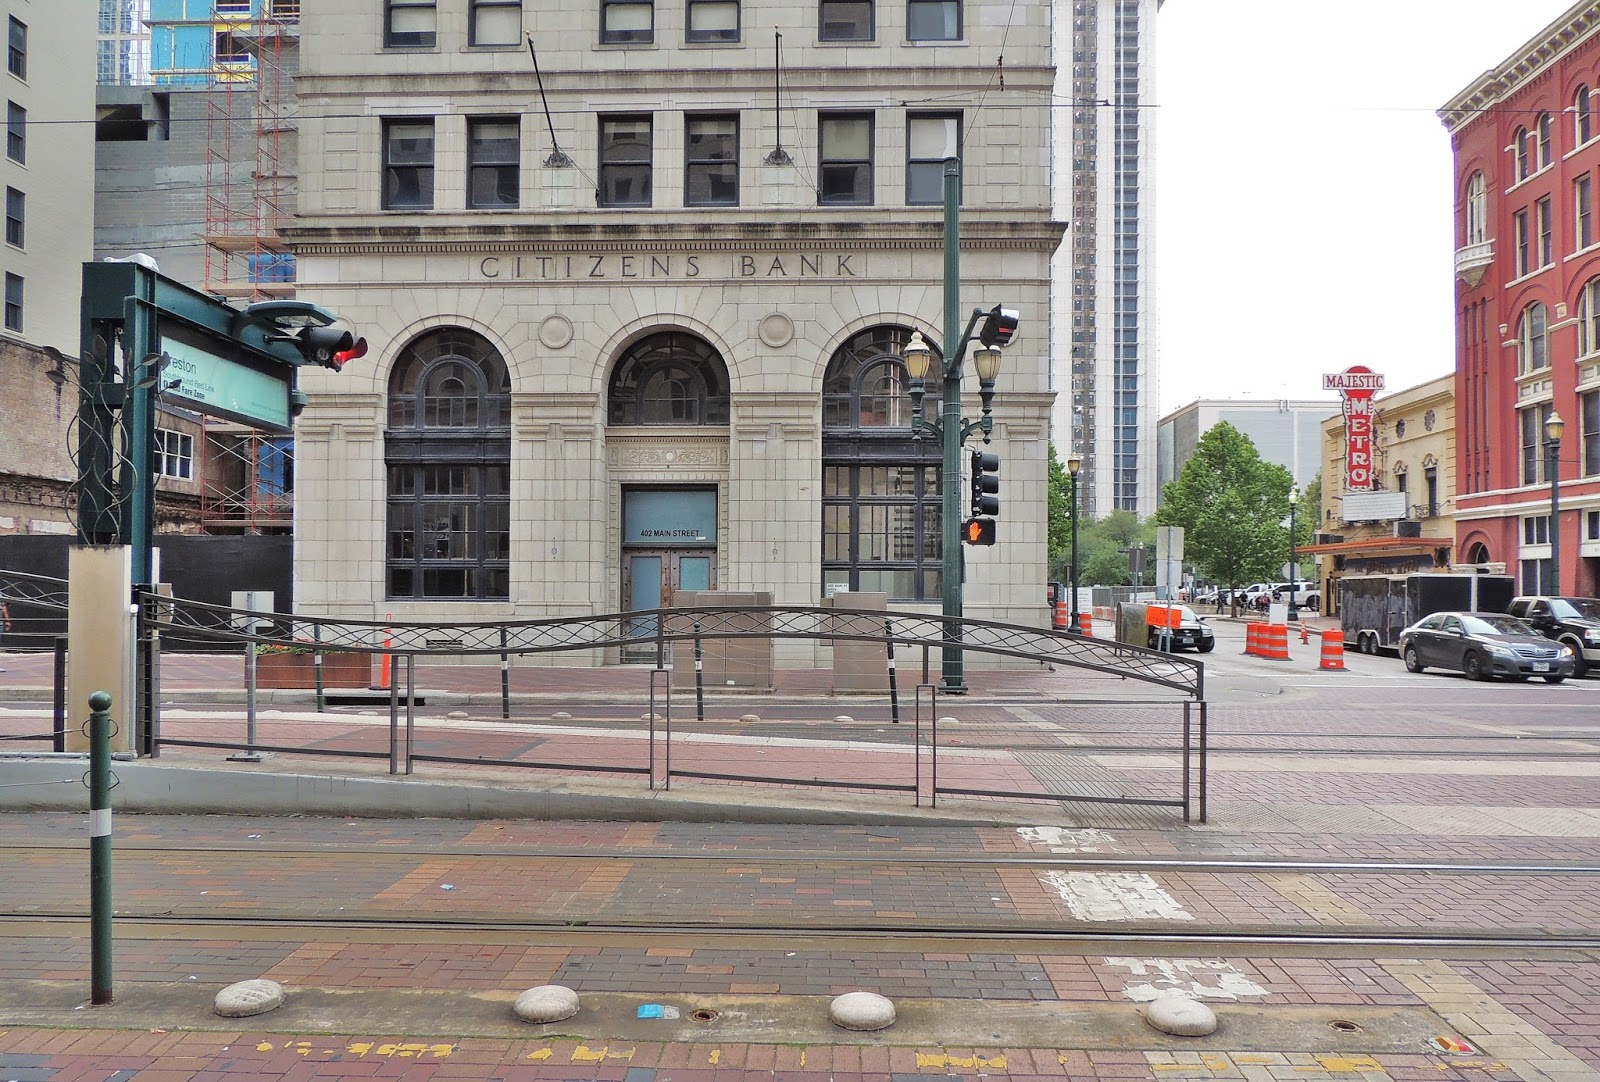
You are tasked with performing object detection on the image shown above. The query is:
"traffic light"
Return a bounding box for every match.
[965,449,999,546]
[978,305,1020,348]
[970,449,1000,517]
[291,325,368,370]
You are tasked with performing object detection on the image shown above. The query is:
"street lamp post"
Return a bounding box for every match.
[1287,488,1299,619]
[1067,452,1082,630]
[1548,410,1565,595]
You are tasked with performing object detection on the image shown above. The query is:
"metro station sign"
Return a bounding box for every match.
[1324,366,1384,492]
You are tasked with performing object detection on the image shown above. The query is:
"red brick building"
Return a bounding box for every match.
[1442,4,1600,595]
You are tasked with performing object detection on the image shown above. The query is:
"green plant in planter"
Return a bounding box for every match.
[254,642,315,656]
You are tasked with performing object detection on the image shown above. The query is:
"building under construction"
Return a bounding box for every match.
[93,0,300,534]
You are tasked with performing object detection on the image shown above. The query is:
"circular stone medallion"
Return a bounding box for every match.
[758,313,795,348]
[538,315,575,350]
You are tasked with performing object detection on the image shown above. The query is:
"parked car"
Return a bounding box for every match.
[1398,611,1574,683]
[1145,603,1215,653]
[1270,581,1317,606]
[1505,596,1600,677]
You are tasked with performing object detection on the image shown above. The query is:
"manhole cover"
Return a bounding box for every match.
[688,1008,719,1023]
[1329,1019,1363,1033]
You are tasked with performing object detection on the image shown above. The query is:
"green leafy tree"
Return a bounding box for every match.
[1077,509,1155,586]
[1292,472,1321,582]
[1045,445,1072,568]
[1156,422,1295,612]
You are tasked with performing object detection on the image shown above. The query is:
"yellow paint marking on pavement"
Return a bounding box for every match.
[256,1042,274,1052]
[1309,1055,1384,1072]
[571,1044,636,1063]
[916,1053,1007,1070]
[708,1049,721,1065]
[525,1048,553,1061]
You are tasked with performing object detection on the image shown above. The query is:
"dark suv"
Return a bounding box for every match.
[1506,596,1600,677]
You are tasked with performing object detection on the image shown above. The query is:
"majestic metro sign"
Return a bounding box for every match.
[1325,366,1384,492]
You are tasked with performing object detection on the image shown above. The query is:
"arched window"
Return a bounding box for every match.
[821,325,945,601]
[1518,302,1549,373]
[1577,85,1594,145]
[607,332,730,425]
[1580,278,1600,356]
[1466,541,1491,565]
[385,328,512,599]
[1515,126,1532,181]
[1537,111,1554,168]
[1465,171,1486,245]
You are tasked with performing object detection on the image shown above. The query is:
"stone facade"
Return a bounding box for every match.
[284,2,1062,664]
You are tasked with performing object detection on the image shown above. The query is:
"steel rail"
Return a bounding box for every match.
[3,842,1598,876]
[2,912,1596,952]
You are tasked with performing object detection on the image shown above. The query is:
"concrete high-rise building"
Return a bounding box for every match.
[2,1,94,356]
[1050,0,1161,518]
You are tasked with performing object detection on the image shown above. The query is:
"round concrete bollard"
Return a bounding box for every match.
[213,978,284,1018]
[447,710,469,720]
[833,715,854,723]
[1144,995,1217,1036]
[551,711,573,720]
[938,715,960,726]
[830,991,895,1032]
[740,714,761,723]
[514,984,580,1024]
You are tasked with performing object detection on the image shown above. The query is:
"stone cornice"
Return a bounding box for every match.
[1439,1,1600,131]
[279,218,1068,255]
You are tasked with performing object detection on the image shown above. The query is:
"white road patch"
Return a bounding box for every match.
[1016,826,1120,853]
[1039,871,1193,921]
[1105,958,1268,1002]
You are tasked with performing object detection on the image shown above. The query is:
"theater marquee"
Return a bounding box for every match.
[1323,366,1385,492]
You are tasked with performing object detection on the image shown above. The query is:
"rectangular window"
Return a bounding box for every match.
[1579,175,1594,249]
[467,117,519,208]
[1394,470,1408,512]
[1537,196,1553,266]
[1520,557,1554,595]
[1524,515,1550,545]
[819,0,872,40]
[4,186,20,248]
[1424,466,1439,517]
[154,429,194,481]
[1521,402,1554,485]
[906,112,959,204]
[214,29,250,65]
[907,0,959,40]
[1585,390,1600,477]
[601,0,653,43]
[1589,509,1600,541]
[6,101,22,163]
[599,115,652,207]
[470,0,522,45]
[684,114,738,206]
[686,0,739,41]
[1514,208,1530,275]
[822,463,942,600]
[2,273,18,332]
[385,0,437,47]
[7,17,24,80]
[382,119,434,209]
[819,112,873,205]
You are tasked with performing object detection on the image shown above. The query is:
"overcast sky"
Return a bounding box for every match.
[1154,0,1579,414]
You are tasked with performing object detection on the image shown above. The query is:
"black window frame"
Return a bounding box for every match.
[684,113,739,207]
[385,328,513,602]
[4,186,20,248]
[1584,390,1600,477]
[467,116,520,209]
[818,0,873,40]
[600,0,654,44]
[819,111,873,206]
[599,114,653,208]
[7,17,24,80]
[607,332,731,426]
[6,100,22,163]
[906,111,960,205]
[3,272,20,332]
[382,118,435,210]
[385,0,437,47]
[469,0,522,46]
[686,0,740,41]
[906,0,959,41]
[1537,195,1553,266]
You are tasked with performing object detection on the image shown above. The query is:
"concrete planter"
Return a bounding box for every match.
[255,650,372,689]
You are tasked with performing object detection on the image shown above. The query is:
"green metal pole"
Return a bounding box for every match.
[88,690,114,1005]
[1069,473,1080,628]
[940,157,966,693]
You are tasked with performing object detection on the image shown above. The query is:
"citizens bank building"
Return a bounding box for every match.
[285,1,1061,665]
